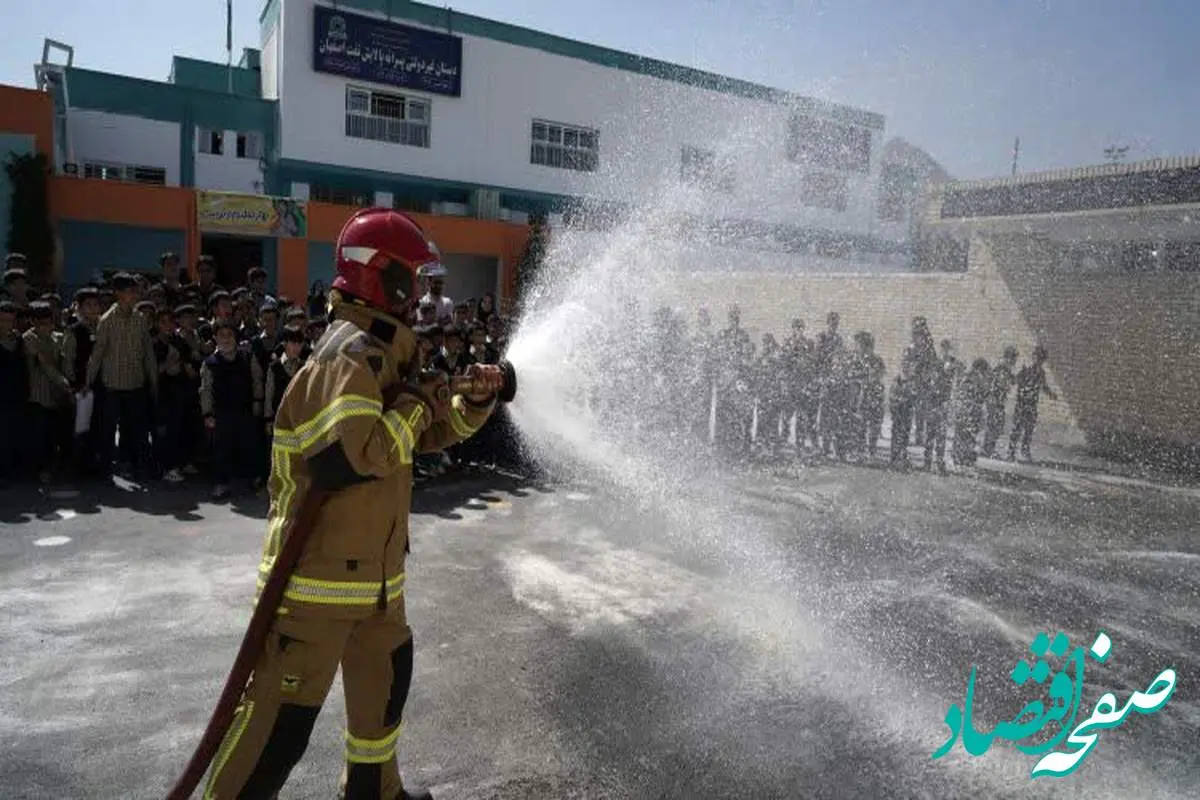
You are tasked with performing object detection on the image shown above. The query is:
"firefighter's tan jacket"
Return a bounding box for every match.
[256,299,495,619]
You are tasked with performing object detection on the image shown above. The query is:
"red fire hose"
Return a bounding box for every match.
[165,362,515,798]
[165,486,328,800]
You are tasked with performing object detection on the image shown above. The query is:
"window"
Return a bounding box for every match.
[310,185,371,207]
[83,161,167,186]
[199,129,224,155]
[680,145,734,192]
[236,132,263,159]
[787,115,871,173]
[800,172,849,212]
[345,86,431,148]
[531,119,598,172]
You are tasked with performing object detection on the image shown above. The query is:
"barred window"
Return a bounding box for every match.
[310,185,371,207]
[345,86,430,149]
[787,115,872,174]
[83,161,167,186]
[531,119,598,172]
[681,145,734,193]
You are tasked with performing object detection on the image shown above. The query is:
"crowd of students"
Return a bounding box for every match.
[0,243,1062,498]
[662,305,1058,473]
[0,251,518,497]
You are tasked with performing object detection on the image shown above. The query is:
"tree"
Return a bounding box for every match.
[4,151,55,286]
[514,214,548,313]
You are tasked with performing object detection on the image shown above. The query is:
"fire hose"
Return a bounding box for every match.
[166,361,517,799]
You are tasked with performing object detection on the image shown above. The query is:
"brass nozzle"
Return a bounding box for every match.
[446,359,518,403]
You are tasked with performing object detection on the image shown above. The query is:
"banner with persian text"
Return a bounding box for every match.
[313,5,463,97]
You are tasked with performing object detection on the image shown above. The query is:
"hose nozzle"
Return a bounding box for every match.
[446,359,518,403]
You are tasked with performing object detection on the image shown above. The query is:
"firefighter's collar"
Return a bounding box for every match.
[331,301,416,363]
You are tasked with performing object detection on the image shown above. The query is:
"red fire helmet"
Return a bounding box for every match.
[332,207,443,314]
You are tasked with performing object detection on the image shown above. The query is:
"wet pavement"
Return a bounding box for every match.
[0,454,1197,799]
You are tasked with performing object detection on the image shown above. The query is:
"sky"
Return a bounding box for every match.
[1,0,1196,179]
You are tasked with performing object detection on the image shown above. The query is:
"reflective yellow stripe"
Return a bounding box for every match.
[264,440,296,559]
[381,409,417,465]
[263,394,387,560]
[273,394,383,455]
[256,559,406,606]
[447,396,479,438]
[345,724,402,764]
[204,700,255,799]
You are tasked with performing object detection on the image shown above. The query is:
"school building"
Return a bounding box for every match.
[1,0,933,304]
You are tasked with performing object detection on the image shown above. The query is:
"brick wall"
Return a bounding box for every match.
[666,233,1200,453]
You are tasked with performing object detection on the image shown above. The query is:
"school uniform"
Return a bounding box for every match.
[62,319,104,477]
[0,332,30,482]
[888,375,917,469]
[23,328,73,479]
[200,348,264,488]
[1009,363,1054,460]
[152,334,189,473]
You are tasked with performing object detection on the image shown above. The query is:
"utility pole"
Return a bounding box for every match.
[226,0,233,94]
[1011,136,1020,175]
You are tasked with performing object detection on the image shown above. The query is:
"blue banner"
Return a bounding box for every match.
[313,5,463,97]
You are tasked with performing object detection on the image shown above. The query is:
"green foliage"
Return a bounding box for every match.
[4,151,54,285]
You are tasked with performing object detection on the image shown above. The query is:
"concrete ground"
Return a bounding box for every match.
[1,452,1197,800]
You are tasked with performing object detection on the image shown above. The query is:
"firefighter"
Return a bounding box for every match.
[203,208,504,800]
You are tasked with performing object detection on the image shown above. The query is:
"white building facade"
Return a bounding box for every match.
[262,0,910,254]
[41,0,931,280]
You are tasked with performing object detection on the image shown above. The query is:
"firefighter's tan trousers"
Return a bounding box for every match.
[203,601,415,800]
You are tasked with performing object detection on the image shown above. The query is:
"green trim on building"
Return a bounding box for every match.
[170,56,261,98]
[290,0,884,131]
[64,67,275,131]
[238,48,262,71]
[62,67,278,189]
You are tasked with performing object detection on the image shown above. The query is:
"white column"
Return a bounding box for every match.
[291,182,310,200]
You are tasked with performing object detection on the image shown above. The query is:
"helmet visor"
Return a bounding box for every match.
[380,258,420,312]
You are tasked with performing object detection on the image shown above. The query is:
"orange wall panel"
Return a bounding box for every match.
[0,86,54,157]
[278,238,308,303]
[306,201,529,300]
[51,177,193,229]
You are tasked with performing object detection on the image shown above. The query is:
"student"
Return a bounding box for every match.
[263,325,306,426]
[475,292,496,326]
[0,301,29,484]
[953,358,991,467]
[173,304,208,474]
[62,287,105,478]
[430,325,470,376]
[262,323,307,485]
[923,344,955,475]
[86,272,157,480]
[855,331,886,458]
[1009,345,1057,462]
[23,302,72,485]
[981,346,1018,457]
[208,290,235,327]
[152,309,188,483]
[888,358,918,471]
[452,300,472,327]
[466,320,496,365]
[200,319,263,499]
